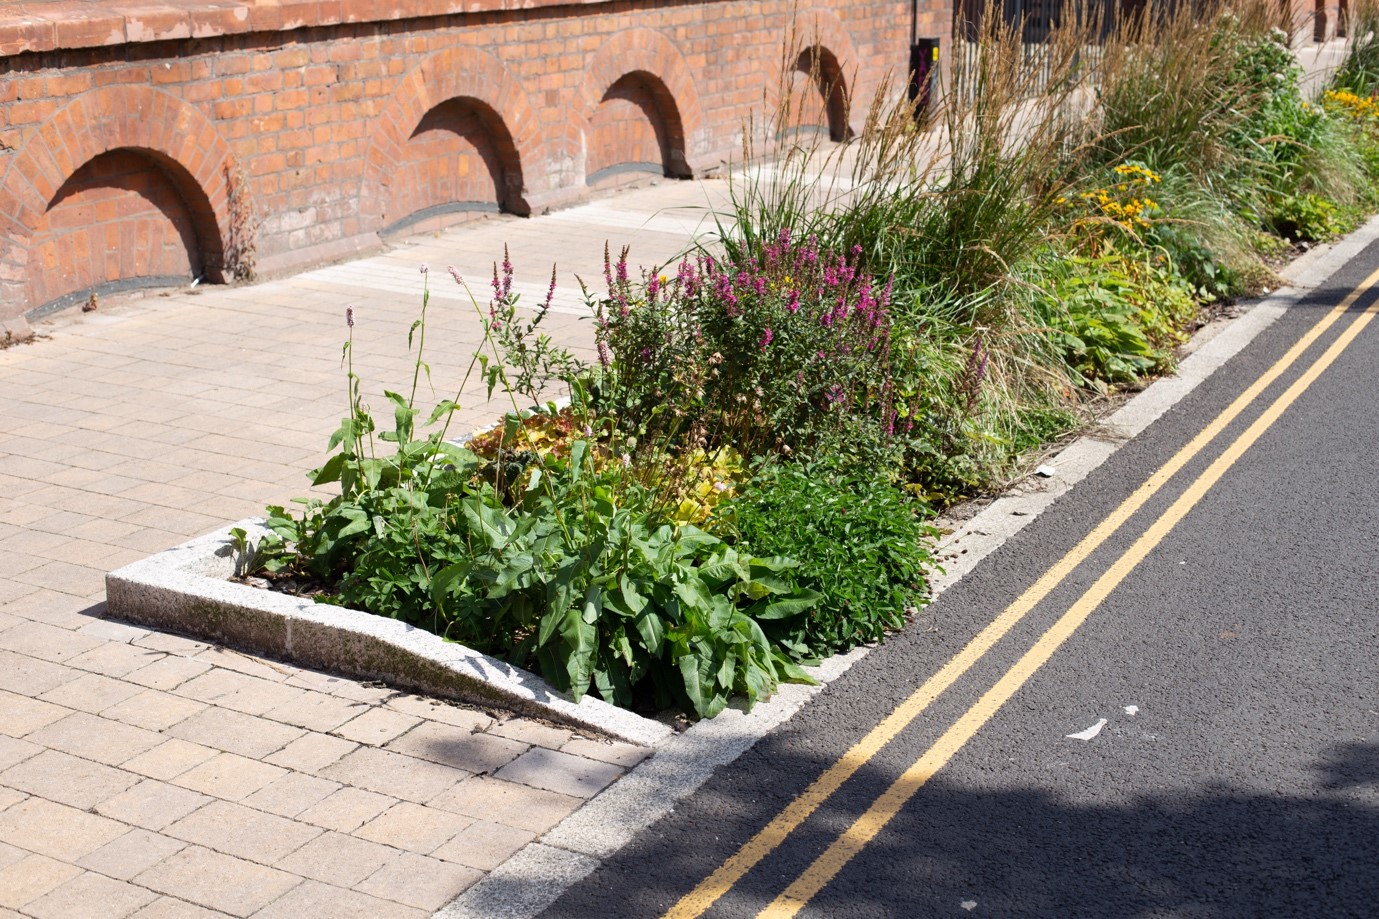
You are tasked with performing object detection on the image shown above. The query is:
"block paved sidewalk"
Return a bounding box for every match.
[0,174,734,918]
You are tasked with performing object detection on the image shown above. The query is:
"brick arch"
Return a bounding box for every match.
[764,8,863,140]
[573,28,708,179]
[362,46,540,228]
[0,85,233,317]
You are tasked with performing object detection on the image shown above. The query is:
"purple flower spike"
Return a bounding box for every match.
[447,265,464,286]
[346,307,354,327]
[542,264,558,312]
[419,263,429,275]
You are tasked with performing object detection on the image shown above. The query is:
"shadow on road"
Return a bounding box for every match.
[541,739,1379,918]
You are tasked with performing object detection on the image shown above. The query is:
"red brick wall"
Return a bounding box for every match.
[0,0,946,329]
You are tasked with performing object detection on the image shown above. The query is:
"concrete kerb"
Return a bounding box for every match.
[434,214,1379,919]
[105,518,672,748]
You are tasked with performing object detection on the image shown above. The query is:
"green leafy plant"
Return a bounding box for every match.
[723,457,937,656]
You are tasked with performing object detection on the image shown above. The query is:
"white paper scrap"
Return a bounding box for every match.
[961,901,978,911]
[1066,718,1108,740]
[1125,705,1139,716]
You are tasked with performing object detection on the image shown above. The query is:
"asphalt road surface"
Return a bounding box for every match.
[540,241,1379,919]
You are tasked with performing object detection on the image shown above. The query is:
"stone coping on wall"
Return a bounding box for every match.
[0,0,623,58]
[105,517,675,748]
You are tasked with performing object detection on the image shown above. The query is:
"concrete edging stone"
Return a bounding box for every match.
[105,518,673,748]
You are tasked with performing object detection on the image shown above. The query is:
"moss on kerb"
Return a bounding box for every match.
[185,598,290,650]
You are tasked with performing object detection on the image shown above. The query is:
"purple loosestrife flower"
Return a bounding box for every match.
[419,263,429,275]
[960,333,989,413]
[760,327,773,350]
[786,290,801,313]
[542,264,557,312]
[346,307,354,327]
[447,265,464,286]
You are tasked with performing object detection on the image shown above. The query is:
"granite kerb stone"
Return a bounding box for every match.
[105,519,672,748]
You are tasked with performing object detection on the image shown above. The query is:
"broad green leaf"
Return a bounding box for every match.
[310,453,346,486]
[749,589,822,620]
[634,610,665,655]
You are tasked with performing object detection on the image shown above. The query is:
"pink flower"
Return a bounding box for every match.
[760,327,773,350]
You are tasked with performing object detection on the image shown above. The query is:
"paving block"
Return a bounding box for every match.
[0,735,41,772]
[77,828,188,881]
[560,735,654,768]
[21,870,158,919]
[275,831,398,887]
[320,746,470,804]
[99,689,207,732]
[250,879,425,919]
[65,642,166,678]
[96,778,211,831]
[493,747,624,799]
[0,649,80,696]
[355,852,484,911]
[428,776,583,834]
[0,748,141,810]
[240,771,341,819]
[126,896,229,918]
[25,710,164,765]
[0,797,127,861]
[0,688,71,737]
[122,655,212,690]
[297,786,398,833]
[167,705,303,759]
[134,845,301,918]
[384,694,495,731]
[121,738,220,781]
[263,731,358,773]
[173,668,305,716]
[0,853,82,911]
[163,799,321,864]
[488,717,573,750]
[37,671,146,714]
[355,800,475,855]
[170,752,287,801]
[384,721,527,774]
[431,818,536,871]
[263,689,367,732]
[332,706,421,747]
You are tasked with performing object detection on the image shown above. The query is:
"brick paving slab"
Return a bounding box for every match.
[0,175,750,915]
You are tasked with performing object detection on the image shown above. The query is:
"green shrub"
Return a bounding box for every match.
[723,457,937,656]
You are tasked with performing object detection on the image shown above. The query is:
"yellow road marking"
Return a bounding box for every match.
[663,267,1379,919]
[759,298,1379,918]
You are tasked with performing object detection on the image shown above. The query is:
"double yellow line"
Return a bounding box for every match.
[666,267,1379,919]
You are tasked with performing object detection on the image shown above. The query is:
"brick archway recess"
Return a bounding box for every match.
[573,28,709,178]
[0,85,234,321]
[361,46,541,227]
[762,8,863,139]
